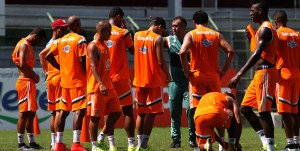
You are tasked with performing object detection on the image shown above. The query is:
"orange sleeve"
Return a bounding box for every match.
[78,36,87,57]
[50,40,59,55]
[124,30,134,48]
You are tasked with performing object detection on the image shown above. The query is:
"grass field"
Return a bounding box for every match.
[0,127,287,151]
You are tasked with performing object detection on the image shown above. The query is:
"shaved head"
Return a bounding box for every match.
[68,15,81,33]
[96,20,111,41]
[96,20,111,32]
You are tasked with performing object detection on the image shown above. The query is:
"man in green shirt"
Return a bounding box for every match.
[164,16,197,148]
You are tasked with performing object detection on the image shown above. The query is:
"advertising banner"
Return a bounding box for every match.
[0,68,235,129]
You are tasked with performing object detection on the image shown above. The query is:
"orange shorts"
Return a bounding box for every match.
[189,76,221,108]
[276,74,300,114]
[194,111,232,146]
[58,87,86,112]
[135,87,164,115]
[112,79,133,107]
[87,89,121,117]
[242,68,277,112]
[46,74,61,111]
[16,78,38,112]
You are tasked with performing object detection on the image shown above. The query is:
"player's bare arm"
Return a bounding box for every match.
[219,33,234,78]
[127,46,134,55]
[39,44,52,75]
[228,27,272,89]
[79,43,87,73]
[18,44,39,83]
[45,52,60,70]
[155,36,171,82]
[87,43,108,96]
[179,32,196,78]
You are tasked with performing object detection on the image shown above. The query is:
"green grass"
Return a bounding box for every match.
[0,127,286,151]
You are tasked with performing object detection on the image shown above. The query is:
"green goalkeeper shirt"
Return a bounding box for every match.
[165,35,189,84]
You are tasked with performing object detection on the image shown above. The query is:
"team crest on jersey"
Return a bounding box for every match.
[287,40,298,48]
[106,40,113,48]
[63,45,70,53]
[201,39,213,47]
[139,46,148,54]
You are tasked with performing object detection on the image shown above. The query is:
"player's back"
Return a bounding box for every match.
[194,92,229,117]
[56,33,87,88]
[189,26,219,74]
[133,30,164,88]
[107,26,133,82]
[276,27,300,71]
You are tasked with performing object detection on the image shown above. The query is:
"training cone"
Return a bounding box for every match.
[80,114,90,142]
[33,115,41,135]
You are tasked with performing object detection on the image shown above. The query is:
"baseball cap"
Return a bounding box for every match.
[52,19,68,30]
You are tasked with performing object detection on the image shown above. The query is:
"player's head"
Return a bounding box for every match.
[109,7,125,27]
[68,15,81,34]
[149,17,166,35]
[250,1,269,23]
[172,16,187,36]
[29,27,46,46]
[273,10,288,28]
[96,20,112,41]
[192,10,208,25]
[52,19,68,38]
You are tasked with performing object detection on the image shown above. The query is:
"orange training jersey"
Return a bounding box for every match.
[194,92,229,117]
[255,21,278,64]
[189,27,220,75]
[133,30,164,88]
[106,26,133,82]
[87,40,113,94]
[12,38,35,68]
[276,27,300,70]
[50,33,87,88]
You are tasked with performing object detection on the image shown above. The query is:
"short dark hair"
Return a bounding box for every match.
[150,17,166,29]
[109,7,124,18]
[273,10,288,25]
[30,27,46,39]
[193,10,208,25]
[173,16,187,26]
[253,1,269,15]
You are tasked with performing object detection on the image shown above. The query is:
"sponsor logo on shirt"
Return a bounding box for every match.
[139,46,148,54]
[63,45,70,53]
[201,39,213,47]
[106,40,113,48]
[287,40,298,48]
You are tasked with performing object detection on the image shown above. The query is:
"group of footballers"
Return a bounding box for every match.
[11,0,300,151]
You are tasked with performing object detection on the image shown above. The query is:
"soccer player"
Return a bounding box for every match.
[103,7,136,151]
[39,18,68,150]
[228,2,278,151]
[164,16,196,148]
[273,10,300,150]
[46,16,88,151]
[194,92,241,151]
[133,17,171,150]
[86,20,121,151]
[179,10,234,150]
[12,28,46,150]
